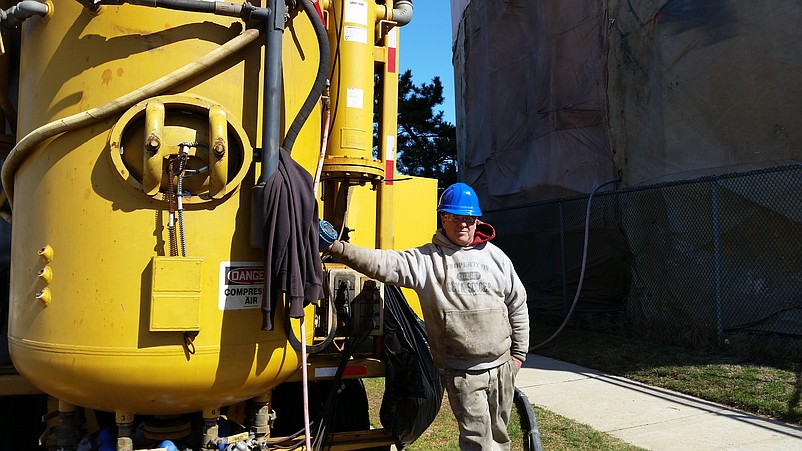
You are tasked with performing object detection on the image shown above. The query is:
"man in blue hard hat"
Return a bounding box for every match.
[326,182,530,451]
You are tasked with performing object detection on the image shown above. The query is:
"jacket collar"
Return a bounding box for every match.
[433,220,496,249]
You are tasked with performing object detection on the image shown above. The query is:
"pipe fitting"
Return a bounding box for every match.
[38,244,54,262]
[37,265,54,284]
[0,1,51,31]
[35,287,51,305]
[392,0,413,26]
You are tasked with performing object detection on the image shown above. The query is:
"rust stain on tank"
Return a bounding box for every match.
[101,68,112,87]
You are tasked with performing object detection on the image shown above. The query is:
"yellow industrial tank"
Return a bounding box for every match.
[5,2,321,415]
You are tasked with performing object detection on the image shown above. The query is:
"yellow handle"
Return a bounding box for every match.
[143,99,165,196]
[209,105,228,199]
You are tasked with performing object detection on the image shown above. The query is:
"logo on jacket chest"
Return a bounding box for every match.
[444,262,493,294]
[457,271,481,281]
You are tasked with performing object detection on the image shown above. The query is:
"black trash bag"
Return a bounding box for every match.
[380,285,444,449]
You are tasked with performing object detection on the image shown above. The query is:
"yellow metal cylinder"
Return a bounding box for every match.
[6,3,318,416]
[322,0,384,180]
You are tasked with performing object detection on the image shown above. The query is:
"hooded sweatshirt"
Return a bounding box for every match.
[328,224,529,371]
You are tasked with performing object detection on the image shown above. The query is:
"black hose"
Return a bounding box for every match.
[281,0,331,153]
[528,178,621,352]
[513,387,543,451]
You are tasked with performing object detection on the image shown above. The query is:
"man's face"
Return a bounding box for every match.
[441,213,477,247]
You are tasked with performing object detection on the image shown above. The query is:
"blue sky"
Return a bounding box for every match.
[397,1,456,124]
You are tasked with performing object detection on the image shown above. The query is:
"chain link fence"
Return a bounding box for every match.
[486,164,802,351]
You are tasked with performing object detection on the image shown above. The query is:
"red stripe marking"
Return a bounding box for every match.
[385,159,394,185]
[388,47,397,73]
[312,1,325,26]
[343,365,367,377]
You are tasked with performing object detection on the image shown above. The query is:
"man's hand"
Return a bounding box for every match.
[512,357,523,373]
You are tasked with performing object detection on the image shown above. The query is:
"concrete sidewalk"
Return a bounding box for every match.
[515,355,802,450]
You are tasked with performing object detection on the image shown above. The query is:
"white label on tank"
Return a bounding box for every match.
[344,0,368,25]
[385,135,395,160]
[347,88,364,109]
[343,26,368,44]
[219,262,264,310]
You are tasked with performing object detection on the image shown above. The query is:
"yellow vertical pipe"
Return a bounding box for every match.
[377,24,399,250]
[325,0,376,160]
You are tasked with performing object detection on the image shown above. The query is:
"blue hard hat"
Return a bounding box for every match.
[437,182,482,216]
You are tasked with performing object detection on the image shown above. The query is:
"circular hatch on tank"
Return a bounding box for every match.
[108,94,253,203]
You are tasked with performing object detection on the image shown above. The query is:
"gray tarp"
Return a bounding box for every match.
[451,0,802,335]
[453,1,616,210]
[609,0,802,185]
[453,0,802,201]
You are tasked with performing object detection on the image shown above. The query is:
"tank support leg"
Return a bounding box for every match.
[115,411,134,451]
[55,400,79,451]
[202,407,220,449]
[248,392,273,448]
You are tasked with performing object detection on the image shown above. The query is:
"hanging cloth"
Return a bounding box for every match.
[261,147,324,330]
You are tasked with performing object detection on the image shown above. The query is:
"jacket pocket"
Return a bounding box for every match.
[443,307,511,360]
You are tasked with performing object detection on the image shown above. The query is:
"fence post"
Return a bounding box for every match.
[559,203,569,315]
[711,179,724,344]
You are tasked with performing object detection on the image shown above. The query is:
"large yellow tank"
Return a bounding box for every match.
[6,2,323,415]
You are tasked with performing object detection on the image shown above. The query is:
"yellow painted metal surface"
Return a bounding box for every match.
[393,176,438,319]
[6,3,317,415]
[149,256,203,332]
[4,0,437,423]
[321,0,384,180]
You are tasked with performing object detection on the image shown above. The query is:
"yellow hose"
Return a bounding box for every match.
[0,27,262,210]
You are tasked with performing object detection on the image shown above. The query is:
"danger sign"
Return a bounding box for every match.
[219,262,264,310]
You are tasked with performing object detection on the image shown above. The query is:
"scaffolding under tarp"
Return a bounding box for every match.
[450,0,802,336]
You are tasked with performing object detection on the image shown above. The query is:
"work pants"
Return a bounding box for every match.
[442,359,516,451]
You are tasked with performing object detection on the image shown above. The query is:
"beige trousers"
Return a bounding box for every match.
[442,359,516,451]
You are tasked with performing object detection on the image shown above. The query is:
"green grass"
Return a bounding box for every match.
[361,325,802,449]
[529,325,802,425]
[23,314,796,447]
[363,377,645,451]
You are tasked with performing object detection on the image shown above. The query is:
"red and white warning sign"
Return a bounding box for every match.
[219,262,264,310]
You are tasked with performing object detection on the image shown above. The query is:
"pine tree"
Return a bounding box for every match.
[394,70,457,190]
